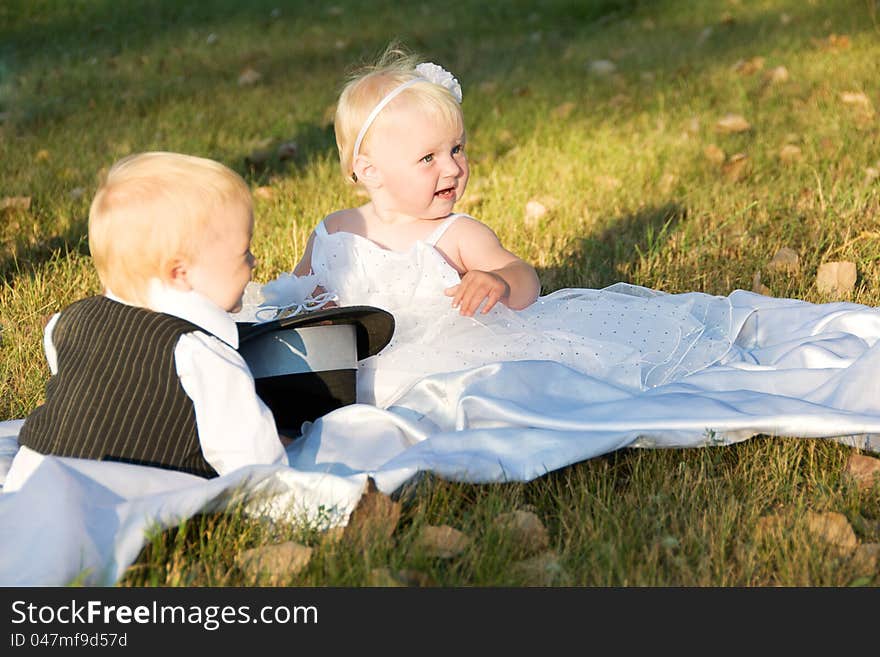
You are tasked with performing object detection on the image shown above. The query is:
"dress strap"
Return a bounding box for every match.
[425,214,459,246]
[315,219,329,236]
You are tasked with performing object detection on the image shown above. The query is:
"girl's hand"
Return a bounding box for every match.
[444,270,510,316]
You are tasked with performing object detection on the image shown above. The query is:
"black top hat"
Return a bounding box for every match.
[236,305,394,434]
[237,305,395,359]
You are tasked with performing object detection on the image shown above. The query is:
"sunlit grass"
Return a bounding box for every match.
[2,0,879,586]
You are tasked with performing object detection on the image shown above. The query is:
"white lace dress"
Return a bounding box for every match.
[307,214,736,408]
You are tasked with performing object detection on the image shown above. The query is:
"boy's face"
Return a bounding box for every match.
[186,204,256,313]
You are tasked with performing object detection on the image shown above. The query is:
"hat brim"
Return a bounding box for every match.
[237,305,395,360]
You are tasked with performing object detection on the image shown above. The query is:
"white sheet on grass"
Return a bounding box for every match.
[2,290,880,586]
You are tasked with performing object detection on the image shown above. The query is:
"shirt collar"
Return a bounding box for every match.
[105,280,239,349]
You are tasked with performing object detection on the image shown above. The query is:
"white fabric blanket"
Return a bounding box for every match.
[3,289,880,586]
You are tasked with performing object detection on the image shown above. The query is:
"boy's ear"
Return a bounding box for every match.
[352,154,381,188]
[162,257,193,291]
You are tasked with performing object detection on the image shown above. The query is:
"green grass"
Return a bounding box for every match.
[2,0,879,586]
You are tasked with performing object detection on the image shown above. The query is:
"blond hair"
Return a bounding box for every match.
[88,152,252,306]
[334,46,464,181]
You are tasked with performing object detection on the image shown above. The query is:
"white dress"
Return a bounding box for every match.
[308,214,737,408]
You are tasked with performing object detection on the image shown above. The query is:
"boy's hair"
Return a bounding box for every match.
[334,45,464,182]
[88,152,251,306]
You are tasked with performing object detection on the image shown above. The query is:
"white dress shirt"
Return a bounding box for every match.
[7,283,288,488]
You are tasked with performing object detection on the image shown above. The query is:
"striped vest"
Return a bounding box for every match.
[18,296,218,478]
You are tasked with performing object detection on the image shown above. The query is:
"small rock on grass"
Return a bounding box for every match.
[511,551,569,586]
[778,144,802,163]
[715,113,751,133]
[734,56,765,75]
[368,567,404,587]
[703,144,725,166]
[851,544,880,575]
[492,510,549,556]
[343,477,401,547]
[253,186,275,200]
[764,66,789,84]
[752,271,771,296]
[722,153,749,182]
[457,193,484,212]
[589,60,616,76]
[235,541,313,583]
[816,261,857,296]
[1,196,31,212]
[368,567,434,587]
[276,141,298,160]
[767,247,799,273]
[552,101,576,120]
[755,512,785,538]
[524,199,554,228]
[806,511,858,551]
[841,91,872,109]
[413,525,472,558]
[238,67,262,86]
[245,148,273,169]
[846,453,880,491]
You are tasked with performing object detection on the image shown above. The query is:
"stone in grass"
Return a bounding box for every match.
[253,186,275,200]
[589,60,616,76]
[492,510,550,557]
[816,261,857,296]
[276,141,299,161]
[457,193,485,212]
[850,544,880,575]
[368,567,434,587]
[394,569,435,587]
[343,477,401,548]
[755,512,785,539]
[778,144,802,164]
[806,511,858,552]
[715,113,751,134]
[766,247,800,274]
[367,567,404,587]
[734,57,765,76]
[245,148,273,169]
[703,144,726,166]
[722,153,749,182]
[237,67,262,86]
[751,271,771,296]
[845,453,880,491]
[524,199,548,226]
[552,101,576,120]
[1,196,31,212]
[235,541,313,583]
[764,66,790,84]
[413,524,472,559]
[511,551,570,586]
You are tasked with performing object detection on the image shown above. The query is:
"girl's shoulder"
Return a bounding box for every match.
[447,213,500,238]
[322,207,365,235]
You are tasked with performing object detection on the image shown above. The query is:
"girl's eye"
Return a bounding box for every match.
[421,153,434,163]
[452,144,464,155]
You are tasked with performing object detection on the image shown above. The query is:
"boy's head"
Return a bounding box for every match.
[88,152,256,312]
[334,47,465,183]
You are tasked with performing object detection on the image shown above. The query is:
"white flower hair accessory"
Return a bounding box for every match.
[414,62,463,103]
[351,62,464,177]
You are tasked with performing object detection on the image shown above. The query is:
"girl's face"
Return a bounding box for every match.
[185,205,257,313]
[365,104,469,220]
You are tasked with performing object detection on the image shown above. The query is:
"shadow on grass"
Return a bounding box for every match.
[6,0,871,134]
[236,120,337,184]
[0,218,90,285]
[537,202,686,292]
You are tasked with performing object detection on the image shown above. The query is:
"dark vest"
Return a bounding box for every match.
[18,296,219,478]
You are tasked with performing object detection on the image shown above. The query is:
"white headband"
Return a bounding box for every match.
[351,62,462,176]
